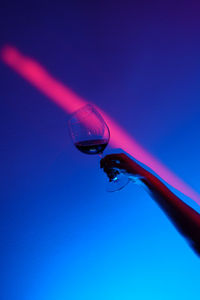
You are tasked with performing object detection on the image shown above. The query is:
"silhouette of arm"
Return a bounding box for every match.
[101,153,200,256]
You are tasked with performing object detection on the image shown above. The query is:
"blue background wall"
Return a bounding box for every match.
[1,1,200,299]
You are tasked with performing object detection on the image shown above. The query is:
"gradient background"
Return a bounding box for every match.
[1,1,200,299]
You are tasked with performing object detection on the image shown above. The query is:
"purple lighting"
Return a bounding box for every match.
[1,45,200,205]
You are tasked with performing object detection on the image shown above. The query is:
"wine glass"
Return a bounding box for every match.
[68,103,129,191]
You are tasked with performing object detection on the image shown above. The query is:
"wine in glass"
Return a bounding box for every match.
[68,103,129,191]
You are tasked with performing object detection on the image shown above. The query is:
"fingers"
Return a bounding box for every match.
[103,167,120,181]
[100,153,126,169]
[100,154,129,180]
[100,153,145,177]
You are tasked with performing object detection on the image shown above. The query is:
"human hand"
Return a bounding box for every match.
[100,153,146,180]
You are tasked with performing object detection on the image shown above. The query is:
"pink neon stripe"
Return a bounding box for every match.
[1,45,200,205]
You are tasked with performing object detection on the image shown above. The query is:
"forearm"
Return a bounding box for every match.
[138,169,200,255]
[101,153,200,255]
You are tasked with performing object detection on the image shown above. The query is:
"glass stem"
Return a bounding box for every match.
[98,153,103,159]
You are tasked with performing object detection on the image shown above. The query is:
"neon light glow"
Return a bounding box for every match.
[1,45,200,204]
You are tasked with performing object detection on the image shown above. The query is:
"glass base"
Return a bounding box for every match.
[106,172,143,192]
[106,173,130,192]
